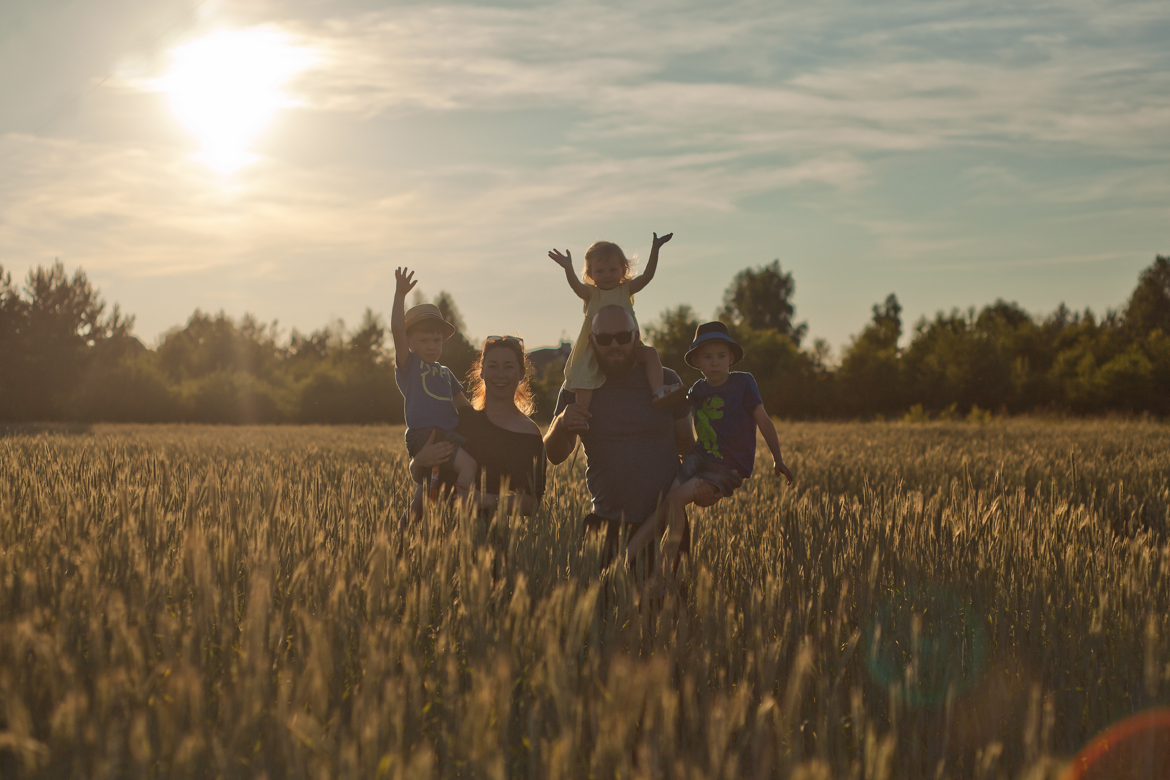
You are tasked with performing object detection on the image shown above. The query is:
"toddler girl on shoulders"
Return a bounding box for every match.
[548,232,686,421]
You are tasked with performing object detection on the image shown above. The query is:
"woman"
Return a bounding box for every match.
[410,335,546,516]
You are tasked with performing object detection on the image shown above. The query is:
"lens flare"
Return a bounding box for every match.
[156,28,316,173]
[865,585,989,708]
[1065,708,1170,779]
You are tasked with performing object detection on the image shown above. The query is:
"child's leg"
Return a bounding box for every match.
[659,477,704,563]
[627,477,681,562]
[574,387,593,411]
[639,344,666,391]
[630,477,705,574]
[642,344,686,407]
[452,448,478,499]
[638,477,709,597]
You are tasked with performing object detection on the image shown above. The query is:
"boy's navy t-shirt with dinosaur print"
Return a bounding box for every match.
[687,372,764,478]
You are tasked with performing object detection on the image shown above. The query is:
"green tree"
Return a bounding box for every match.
[838,294,904,416]
[298,310,402,424]
[1,262,131,420]
[1125,255,1170,338]
[0,264,25,418]
[156,311,288,422]
[70,343,180,422]
[157,311,281,382]
[433,291,478,385]
[719,260,807,346]
[731,325,827,418]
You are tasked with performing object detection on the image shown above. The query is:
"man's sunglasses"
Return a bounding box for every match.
[486,335,525,347]
[592,330,634,347]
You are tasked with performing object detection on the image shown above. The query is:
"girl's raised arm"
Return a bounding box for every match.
[629,232,672,294]
[549,248,591,301]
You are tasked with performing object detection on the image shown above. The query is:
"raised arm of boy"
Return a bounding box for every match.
[392,267,417,370]
[628,231,672,295]
[753,404,795,485]
[548,249,591,301]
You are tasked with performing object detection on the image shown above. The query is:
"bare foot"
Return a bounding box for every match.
[651,383,687,408]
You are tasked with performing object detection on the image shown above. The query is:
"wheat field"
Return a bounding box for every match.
[1,419,1167,779]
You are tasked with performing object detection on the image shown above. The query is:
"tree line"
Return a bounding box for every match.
[1,256,1167,424]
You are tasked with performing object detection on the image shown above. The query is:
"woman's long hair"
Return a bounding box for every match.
[466,337,536,416]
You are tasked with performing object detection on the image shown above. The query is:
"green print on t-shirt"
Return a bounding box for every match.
[421,363,453,402]
[696,395,724,458]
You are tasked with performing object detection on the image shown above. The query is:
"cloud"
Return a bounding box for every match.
[272,0,1170,161]
[5,0,1168,345]
[0,130,856,280]
[963,161,1170,206]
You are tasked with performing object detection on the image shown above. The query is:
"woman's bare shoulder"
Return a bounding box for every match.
[517,416,541,436]
[483,406,542,436]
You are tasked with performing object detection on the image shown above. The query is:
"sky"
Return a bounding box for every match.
[1,0,1168,355]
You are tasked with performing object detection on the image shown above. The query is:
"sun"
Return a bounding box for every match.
[157,28,316,174]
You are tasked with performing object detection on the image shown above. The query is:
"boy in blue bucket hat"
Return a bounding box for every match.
[629,321,794,592]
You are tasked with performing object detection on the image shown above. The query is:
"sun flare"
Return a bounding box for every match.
[157,28,316,174]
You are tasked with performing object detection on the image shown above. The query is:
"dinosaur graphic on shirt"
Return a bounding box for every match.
[695,395,724,458]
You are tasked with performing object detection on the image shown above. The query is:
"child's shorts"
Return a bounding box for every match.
[405,426,468,464]
[677,447,744,499]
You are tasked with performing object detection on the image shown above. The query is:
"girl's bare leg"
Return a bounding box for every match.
[573,388,593,429]
[639,343,666,391]
[642,344,685,407]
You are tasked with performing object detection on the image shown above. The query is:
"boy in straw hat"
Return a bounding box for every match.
[393,268,477,513]
[630,321,794,592]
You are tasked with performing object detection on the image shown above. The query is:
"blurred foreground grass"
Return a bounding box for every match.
[1,420,1168,778]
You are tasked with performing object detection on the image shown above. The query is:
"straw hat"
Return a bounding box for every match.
[403,303,456,339]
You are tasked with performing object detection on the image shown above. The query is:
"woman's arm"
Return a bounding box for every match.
[628,232,672,295]
[549,249,592,301]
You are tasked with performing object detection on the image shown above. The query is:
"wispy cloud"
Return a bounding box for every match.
[281,0,1170,160]
[4,0,1167,346]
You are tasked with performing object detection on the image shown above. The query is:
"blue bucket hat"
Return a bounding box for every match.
[684,321,744,367]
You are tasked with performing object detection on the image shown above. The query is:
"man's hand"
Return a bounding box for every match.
[557,402,592,432]
[775,460,794,486]
[544,403,588,464]
[652,232,673,250]
[395,267,417,298]
[548,249,573,269]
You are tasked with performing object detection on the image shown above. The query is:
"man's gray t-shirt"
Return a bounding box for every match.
[554,367,689,524]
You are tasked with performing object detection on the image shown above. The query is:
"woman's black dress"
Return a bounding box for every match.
[454,407,546,499]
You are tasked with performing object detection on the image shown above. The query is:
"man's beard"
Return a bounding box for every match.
[597,348,636,376]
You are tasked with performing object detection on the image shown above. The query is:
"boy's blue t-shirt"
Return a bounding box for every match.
[688,372,764,477]
[395,351,464,433]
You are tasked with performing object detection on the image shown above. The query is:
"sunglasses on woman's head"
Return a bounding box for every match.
[593,330,634,346]
[486,335,524,347]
